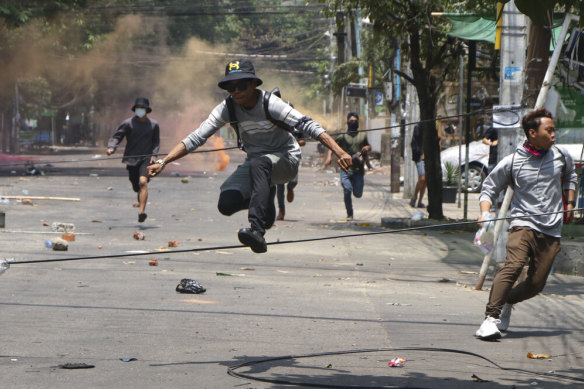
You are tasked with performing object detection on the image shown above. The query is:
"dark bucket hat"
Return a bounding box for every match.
[218,59,263,89]
[131,97,152,113]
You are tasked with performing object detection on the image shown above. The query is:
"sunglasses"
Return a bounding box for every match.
[224,79,250,93]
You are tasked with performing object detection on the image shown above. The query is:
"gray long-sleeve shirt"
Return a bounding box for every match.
[479,144,577,237]
[181,90,326,160]
[108,116,160,166]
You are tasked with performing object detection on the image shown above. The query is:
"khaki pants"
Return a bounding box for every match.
[485,227,560,318]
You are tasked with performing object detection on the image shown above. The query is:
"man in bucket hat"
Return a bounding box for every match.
[107,97,160,223]
[148,59,351,253]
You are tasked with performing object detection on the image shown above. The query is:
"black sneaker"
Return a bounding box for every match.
[238,228,267,253]
[138,213,147,223]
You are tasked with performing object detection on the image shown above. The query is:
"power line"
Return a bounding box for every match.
[87,4,326,17]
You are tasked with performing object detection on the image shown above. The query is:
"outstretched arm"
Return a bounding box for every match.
[317,132,351,173]
[147,142,188,177]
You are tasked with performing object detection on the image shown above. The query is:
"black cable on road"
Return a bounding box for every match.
[5,208,581,266]
[226,346,584,388]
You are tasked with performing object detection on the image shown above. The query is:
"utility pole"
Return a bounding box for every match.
[333,12,346,65]
[463,40,476,220]
[333,11,346,127]
[390,38,401,193]
[11,81,19,154]
[496,1,527,160]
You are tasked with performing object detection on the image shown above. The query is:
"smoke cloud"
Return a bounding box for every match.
[3,13,331,172]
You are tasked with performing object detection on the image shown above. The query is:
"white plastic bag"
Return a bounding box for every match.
[474,212,495,254]
[411,210,425,221]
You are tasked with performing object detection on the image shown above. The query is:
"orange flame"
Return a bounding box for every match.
[206,135,230,171]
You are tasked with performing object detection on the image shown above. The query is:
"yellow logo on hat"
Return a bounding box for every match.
[229,61,240,71]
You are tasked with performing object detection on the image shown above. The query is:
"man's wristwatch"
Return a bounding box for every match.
[566,200,576,206]
[155,159,166,168]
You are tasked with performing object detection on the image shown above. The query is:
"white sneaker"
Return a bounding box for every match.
[475,316,502,340]
[498,303,513,332]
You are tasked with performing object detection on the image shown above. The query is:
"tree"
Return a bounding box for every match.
[0,0,332,150]
[0,0,87,28]
[326,0,475,219]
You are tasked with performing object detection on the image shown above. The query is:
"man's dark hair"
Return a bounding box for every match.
[521,108,553,138]
[347,112,359,120]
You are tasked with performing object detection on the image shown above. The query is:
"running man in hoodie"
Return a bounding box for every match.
[475,108,577,340]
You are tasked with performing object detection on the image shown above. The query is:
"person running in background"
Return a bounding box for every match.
[410,124,426,208]
[107,97,160,223]
[482,125,498,173]
[276,138,305,221]
[324,112,371,221]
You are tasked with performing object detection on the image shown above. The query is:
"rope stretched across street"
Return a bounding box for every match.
[1,207,579,268]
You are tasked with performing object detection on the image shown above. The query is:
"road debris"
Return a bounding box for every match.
[527,352,551,360]
[0,259,10,276]
[388,357,406,367]
[51,222,75,233]
[471,374,490,382]
[176,278,206,294]
[58,363,94,369]
[61,233,75,242]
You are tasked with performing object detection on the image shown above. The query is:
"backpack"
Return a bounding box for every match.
[225,87,302,150]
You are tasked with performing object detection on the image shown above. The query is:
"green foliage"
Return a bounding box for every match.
[332,61,360,93]
[19,77,52,118]
[0,0,88,28]
[443,161,460,187]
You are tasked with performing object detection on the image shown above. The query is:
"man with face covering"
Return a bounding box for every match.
[324,112,372,220]
[107,97,160,223]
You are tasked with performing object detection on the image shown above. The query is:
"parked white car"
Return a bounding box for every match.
[441,139,584,193]
[441,141,489,193]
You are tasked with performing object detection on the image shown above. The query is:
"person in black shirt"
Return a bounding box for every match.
[482,126,498,173]
[410,124,426,208]
[107,97,160,223]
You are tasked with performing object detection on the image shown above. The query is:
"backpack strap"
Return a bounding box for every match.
[552,145,567,182]
[227,91,305,150]
[225,96,244,150]
[263,91,295,133]
[510,146,567,188]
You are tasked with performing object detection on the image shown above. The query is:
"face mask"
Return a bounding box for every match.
[135,108,147,118]
[347,121,359,133]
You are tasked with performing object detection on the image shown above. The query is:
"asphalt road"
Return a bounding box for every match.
[1,151,583,388]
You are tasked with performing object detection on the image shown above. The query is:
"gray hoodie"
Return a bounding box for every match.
[181,90,325,160]
[479,144,577,237]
